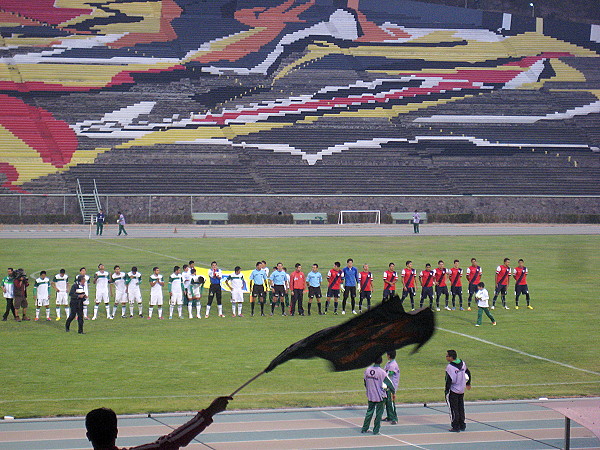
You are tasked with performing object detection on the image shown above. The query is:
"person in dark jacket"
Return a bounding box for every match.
[13,269,29,322]
[444,349,471,432]
[66,275,87,334]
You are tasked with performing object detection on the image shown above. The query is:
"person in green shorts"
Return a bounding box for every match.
[475,282,496,327]
[383,350,399,424]
[361,355,395,435]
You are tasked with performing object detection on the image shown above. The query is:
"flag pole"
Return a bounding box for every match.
[229,370,266,397]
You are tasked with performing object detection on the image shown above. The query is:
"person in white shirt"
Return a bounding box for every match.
[79,267,91,320]
[92,264,111,320]
[34,271,52,321]
[169,266,184,319]
[189,268,204,319]
[475,282,496,327]
[225,266,245,317]
[126,267,143,318]
[110,265,128,318]
[52,269,69,320]
[148,267,164,319]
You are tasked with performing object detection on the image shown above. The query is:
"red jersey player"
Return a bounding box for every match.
[434,260,450,310]
[449,259,463,310]
[400,260,417,310]
[466,258,482,311]
[513,259,532,310]
[382,263,398,301]
[358,264,373,312]
[492,258,511,310]
[289,263,306,316]
[326,262,343,314]
[419,263,435,309]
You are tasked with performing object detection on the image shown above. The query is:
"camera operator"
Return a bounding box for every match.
[13,269,30,322]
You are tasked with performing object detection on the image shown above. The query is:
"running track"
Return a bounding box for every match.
[1,400,599,449]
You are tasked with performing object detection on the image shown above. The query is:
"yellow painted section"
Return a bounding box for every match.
[408,30,465,44]
[0,125,55,185]
[549,60,587,82]
[183,27,266,63]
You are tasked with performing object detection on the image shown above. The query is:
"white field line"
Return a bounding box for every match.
[321,410,430,450]
[1,381,598,404]
[437,327,600,376]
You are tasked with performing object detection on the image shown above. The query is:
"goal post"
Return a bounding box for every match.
[338,210,381,225]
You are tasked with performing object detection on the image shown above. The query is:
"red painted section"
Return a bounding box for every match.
[0,0,92,25]
[0,94,78,167]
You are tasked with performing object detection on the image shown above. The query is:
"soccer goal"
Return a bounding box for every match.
[338,210,381,225]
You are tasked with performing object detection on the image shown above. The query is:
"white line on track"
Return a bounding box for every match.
[2,381,598,404]
[437,327,600,376]
[321,410,430,449]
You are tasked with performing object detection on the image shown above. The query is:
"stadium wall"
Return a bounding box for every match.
[1,194,598,224]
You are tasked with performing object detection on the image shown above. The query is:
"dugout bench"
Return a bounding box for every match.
[292,213,328,224]
[391,212,428,224]
[192,213,229,225]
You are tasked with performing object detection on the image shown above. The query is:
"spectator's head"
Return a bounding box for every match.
[191,268,196,275]
[477,282,485,289]
[86,407,118,449]
[388,262,395,269]
[234,266,241,274]
[153,267,159,274]
[334,261,341,268]
[446,349,457,361]
[60,269,66,275]
[183,264,188,271]
[77,275,86,284]
[174,265,180,274]
[387,350,396,360]
[312,263,319,271]
[504,258,510,266]
[373,355,383,365]
[518,258,524,267]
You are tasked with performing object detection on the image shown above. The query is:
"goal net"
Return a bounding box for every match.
[338,210,381,225]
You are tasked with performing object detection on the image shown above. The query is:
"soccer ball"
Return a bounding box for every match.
[465,373,470,382]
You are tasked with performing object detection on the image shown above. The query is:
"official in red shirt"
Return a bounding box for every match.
[466,258,482,311]
[419,263,435,309]
[290,263,306,316]
[492,258,511,310]
[513,259,533,310]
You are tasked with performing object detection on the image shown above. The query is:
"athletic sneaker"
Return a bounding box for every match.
[46,318,52,321]
[515,306,519,310]
[467,307,471,311]
[219,314,225,318]
[341,310,345,315]
[333,311,338,315]
[352,310,357,315]
[527,305,534,310]
[55,317,61,321]
[459,307,464,311]
[451,307,456,311]
[444,306,451,311]
[475,324,480,327]
[34,318,39,321]
[205,315,209,318]
[436,308,441,311]
[492,321,497,325]
[92,317,97,320]
[504,306,510,310]
[490,306,495,310]
[391,421,397,425]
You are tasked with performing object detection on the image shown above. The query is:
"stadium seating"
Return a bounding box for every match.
[0,0,597,199]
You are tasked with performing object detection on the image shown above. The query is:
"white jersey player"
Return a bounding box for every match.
[34,271,51,321]
[93,264,111,320]
[188,268,204,319]
[78,268,91,319]
[148,267,164,319]
[110,266,128,318]
[52,269,69,320]
[126,267,143,318]
[225,267,245,317]
[168,266,184,319]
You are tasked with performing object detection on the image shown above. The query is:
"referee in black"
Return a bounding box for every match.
[66,275,87,334]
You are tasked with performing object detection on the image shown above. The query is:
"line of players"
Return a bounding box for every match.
[1,257,532,322]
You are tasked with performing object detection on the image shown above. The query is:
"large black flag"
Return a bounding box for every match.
[265,296,435,373]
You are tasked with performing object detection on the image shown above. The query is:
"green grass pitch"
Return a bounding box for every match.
[0,235,598,418]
